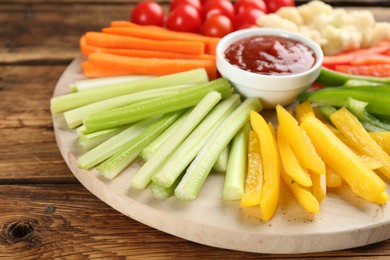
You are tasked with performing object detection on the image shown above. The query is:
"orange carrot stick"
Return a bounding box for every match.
[85,32,205,55]
[105,21,220,55]
[81,61,133,78]
[80,35,215,60]
[85,53,217,79]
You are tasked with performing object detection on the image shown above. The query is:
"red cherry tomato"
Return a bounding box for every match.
[234,8,265,30]
[201,14,234,37]
[264,0,295,13]
[131,1,165,26]
[235,0,268,14]
[202,0,235,22]
[170,0,202,13]
[236,23,259,30]
[166,4,202,33]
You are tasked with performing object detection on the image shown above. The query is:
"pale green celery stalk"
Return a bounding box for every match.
[212,145,230,172]
[98,111,184,179]
[83,78,232,133]
[152,94,241,189]
[130,91,223,190]
[78,126,126,150]
[70,75,154,92]
[140,110,191,161]
[51,68,208,113]
[77,117,157,170]
[64,84,192,129]
[175,98,262,201]
[150,172,185,199]
[223,123,250,200]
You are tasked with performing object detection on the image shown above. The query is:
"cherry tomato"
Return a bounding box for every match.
[131,1,164,26]
[235,0,268,14]
[170,0,202,13]
[264,0,294,13]
[166,4,202,33]
[202,0,235,22]
[201,14,234,37]
[234,8,265,30]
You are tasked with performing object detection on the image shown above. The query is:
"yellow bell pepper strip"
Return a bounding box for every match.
[250,111,280,221]
[276,105,326,175]
[240,130,263,207]
[277,127,312,187]
[325,166,343,188]
[370,132,390,154]
[300,116,387,204]
[280,168,320,213]
[295,101,315,124]
[309,171,326,203]
[330,107,390,180]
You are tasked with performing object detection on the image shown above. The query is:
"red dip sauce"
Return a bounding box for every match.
[224,35,316,76]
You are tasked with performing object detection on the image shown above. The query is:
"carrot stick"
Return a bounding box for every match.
[105,21,220,55]
[80,35,215,60]
[334,64,390,77]
[85,53,217,79]
[350,54,390,65]
[85,32,206,55]
[81,61,133,78]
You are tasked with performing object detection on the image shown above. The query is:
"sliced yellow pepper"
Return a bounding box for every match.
[309,171,326,203]
[281,168,320,213]
[277,127,312,187]
[330,107,390,180]
[240,130,263,207]
[250,111,280,221]
[325,166,343,188]
[295,101,315,124]
[369,132,390,155]
[301,115,387,204]
[276,105,325,175]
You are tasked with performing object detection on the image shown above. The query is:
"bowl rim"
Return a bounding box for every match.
[216,27,324,81]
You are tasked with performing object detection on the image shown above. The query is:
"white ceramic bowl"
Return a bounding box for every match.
[216,28,323,109]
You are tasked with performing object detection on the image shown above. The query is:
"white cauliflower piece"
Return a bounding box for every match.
[299,25,323,46]
[348,11,376,47]
[257,14,299,32]
[297,0,333,25]
[321,25,363,55]
[276,6,304,26]
[310,9,351,32]
[371,22,390,45]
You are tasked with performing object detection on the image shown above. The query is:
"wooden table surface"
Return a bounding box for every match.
[1,0,390,259]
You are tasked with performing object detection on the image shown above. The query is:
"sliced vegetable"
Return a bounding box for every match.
[175,98,262,201]
[213,145,230,172]
[370,132,390,154]
[78,125,127,151]
[325,166,343,188]
[334,64,390,77]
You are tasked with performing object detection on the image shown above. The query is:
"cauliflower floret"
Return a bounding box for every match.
[371,22,390,45]
[310,9,351,32]
[257,14,299,32]
[297,0,333,25]
[299,25,323,46]
[348,11,376,47]
[276,6,304,26]
[321,25,363,55]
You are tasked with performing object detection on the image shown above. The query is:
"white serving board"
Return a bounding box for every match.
[52,58,390,254]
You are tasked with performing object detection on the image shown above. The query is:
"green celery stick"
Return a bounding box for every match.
[78,126,127,150]
[83,78,232,133]
[150,172,185,199]
[70,75,154,92]
[77,117,157,170]
[213,145,230,172]
[343,79,389,87]
[98,111,184,179]
[152,94,241,189]
[51,68,208,113]
[175,98,262,201]
[223,123,250,200]
[140,109,191,161]
[130,91,223,190]
[64,84,193,129]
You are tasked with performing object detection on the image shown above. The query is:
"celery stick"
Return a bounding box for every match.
[150,172,185,199]
[70,75,154,92]
[77,117,157,170]
[130,91,223,190]
[175,98,262,201]
[64,84,192,129]
[78,126,126,150]
[152,94,241,188]
[140,110,191,161]
[213,145,230,172]
[98,111,184,179]
[223,123,250,200]
[51,68,208,113]
[83,78,232,133]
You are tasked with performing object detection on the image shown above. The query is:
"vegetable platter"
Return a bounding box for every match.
[52,58,390,254]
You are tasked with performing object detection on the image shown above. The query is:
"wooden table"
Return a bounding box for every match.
[1,0,389,258]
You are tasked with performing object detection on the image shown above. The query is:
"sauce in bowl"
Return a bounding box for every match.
[224,35,316,76]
